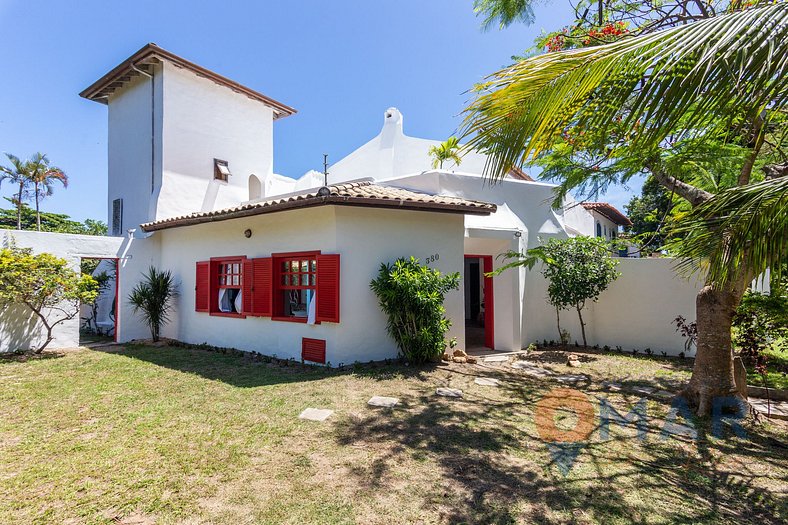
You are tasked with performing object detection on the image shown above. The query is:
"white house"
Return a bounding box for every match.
[0,44,701,361]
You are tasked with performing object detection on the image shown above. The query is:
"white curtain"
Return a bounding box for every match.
[218,288,229,312]
[307,290,316,325]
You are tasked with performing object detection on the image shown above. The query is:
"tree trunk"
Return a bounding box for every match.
[16,181,24,230]
[555,305,562,345]
[576,306,587,347]
[681,277,749,416]
[35,182,41,231]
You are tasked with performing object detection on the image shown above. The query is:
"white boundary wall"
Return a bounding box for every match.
[523,258,702,356]
[0,230,158,352]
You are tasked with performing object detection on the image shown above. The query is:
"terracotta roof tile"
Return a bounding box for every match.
[140,180,496,232]
[580,202,632,226]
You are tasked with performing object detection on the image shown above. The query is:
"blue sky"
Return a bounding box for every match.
[0,0,642,224]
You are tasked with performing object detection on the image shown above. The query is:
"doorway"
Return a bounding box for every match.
[79,257,119,345]
[464,255,494,350]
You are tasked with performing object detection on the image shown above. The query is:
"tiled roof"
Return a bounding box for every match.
[140,180,496,232]
[581,202,632,226]
[80,43,296,119]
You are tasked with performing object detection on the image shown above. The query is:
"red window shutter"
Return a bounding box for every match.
[316,254,340,323]
[195,261,210,312]
[302,338,326,364]
[241,258,254,315]
[251,257,273,316]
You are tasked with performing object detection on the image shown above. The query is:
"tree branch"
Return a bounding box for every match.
[647,162,713,207]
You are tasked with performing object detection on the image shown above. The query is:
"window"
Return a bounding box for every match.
[217,260,243,314]
[195,252,339,324]
[214,159,231,182]
[596,222,602,238]
[112,198,123,236]
[274,254,317,320]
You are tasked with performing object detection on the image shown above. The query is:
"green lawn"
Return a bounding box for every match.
[1,345,786,524]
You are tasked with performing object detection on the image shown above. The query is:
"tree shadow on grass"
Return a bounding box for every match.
[333,367,788,524]
[93,344,438,388]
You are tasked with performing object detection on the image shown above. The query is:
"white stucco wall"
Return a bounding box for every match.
[158,62,275,218]
[0,231,158,352]
[156,205,465,365]
[333,206,465,364]
[107,67,163,234]
[384,171,569,249]
[522,257,702,356]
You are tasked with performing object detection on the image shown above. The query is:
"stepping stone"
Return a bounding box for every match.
[655,390,674,399]
[436,387,463,398]
[367,396,400,408]
[555,374,588,384]
[511,361,553,377]
[630,386,657,396]
[601,381,623,391]
[749,398,788,421]
[474,377,500,387]
[484,355,509,363]
[299,408,334,422]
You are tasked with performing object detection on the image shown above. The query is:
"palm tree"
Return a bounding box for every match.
[27,153,68,231]
[128,266,178,342]
[0,153,33,230]
[461,3,788,414]
[428,137,463,169]
[677,177,788,289]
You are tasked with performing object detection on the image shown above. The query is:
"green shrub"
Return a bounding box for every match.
[370,257,460,364]
[128,266,177,342]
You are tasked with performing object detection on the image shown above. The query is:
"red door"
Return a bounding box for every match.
[465,255,495,350]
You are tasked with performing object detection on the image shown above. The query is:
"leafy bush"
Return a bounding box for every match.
[128,267,177,342]
[0,245,98,352]
[734,291,788,372]
[370,257,460,364]
[496,236,619,346]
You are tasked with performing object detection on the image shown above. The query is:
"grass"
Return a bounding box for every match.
[0,345,786,524]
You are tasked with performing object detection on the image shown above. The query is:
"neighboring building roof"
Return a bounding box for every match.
[140,180,496,232]
[581,202,632,226]
[80,43,296,119]
[326,108,534,185]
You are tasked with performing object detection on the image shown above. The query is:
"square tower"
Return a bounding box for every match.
[81,43,296,235]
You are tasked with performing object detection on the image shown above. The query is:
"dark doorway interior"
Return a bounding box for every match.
[79,257,119,346]
[465,255,493,350]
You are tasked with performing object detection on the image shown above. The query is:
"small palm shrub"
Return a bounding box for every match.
[370,257,460,364]
[128,266,177,342]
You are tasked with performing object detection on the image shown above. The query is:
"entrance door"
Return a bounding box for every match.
[464,255,494,350]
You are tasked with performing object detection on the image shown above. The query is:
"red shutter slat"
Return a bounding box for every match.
[251,257,273,316]
[242,259,254,315]
[302,338,326,364]
[316,254,340,323]
[195,261,210,312]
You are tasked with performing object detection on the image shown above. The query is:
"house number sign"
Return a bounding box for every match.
[425,253,440,264]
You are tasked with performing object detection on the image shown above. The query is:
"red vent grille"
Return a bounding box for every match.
[302,338,326,364]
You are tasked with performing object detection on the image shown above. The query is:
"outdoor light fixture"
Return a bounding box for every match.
[514,231,522,238]
[244,229,252,238]
[127,228,137,239]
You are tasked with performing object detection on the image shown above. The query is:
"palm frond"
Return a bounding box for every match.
[461,3,788,182]
[675,176,788,287]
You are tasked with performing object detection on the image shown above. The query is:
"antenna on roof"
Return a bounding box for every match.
[323,154,329,186]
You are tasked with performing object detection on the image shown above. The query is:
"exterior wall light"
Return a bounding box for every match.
[244,229,252,238]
